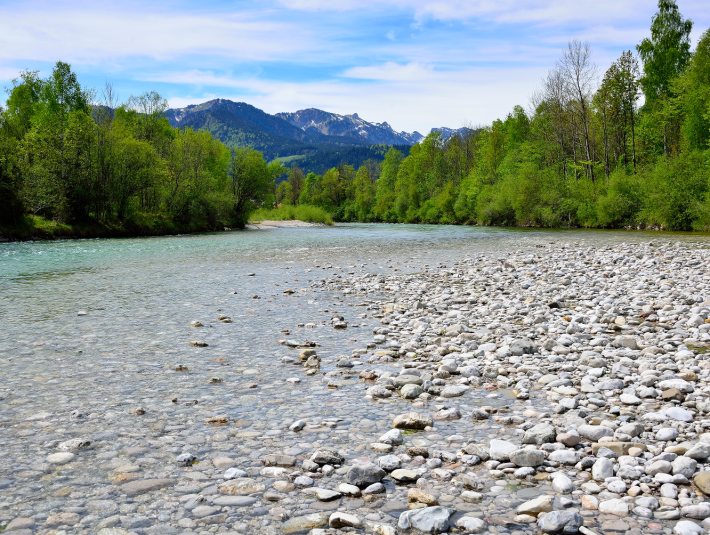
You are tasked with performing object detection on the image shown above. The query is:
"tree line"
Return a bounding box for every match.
[277,0,710,231]
[0,64,282,234]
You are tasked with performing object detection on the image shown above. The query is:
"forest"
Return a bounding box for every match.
[1,0,709,236]
[0,67,283,237]
[279,1,710,231]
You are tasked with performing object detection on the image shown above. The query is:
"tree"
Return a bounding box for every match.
[673,29,710,151]
[229,147,282,227]
[637,0,692,155]
[558,39,597,181]
[287,165,305,204]
[637,0,693,104]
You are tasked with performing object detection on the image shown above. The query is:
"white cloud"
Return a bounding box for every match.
[0,2,313,66]
[157,62,545,132]
[278,0,710,29]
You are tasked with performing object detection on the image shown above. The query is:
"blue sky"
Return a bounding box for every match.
[1,0,709,133]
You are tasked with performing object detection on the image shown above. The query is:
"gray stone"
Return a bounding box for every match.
[509,449,545,467]
[522,423,556,444]
[592,458,614,481]
[398,506,451,533]
[346,462,386,488]
[393,412,433,430]
[537,510,583,534]
[401,384,424,399]
[578,424,614,442]
[489,439,518,461]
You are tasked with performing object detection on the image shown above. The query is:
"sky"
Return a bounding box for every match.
[1,0,709,134]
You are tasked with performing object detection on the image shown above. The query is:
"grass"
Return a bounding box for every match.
[250,205,334,225]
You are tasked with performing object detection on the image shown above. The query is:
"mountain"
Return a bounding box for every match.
[276,108,424,145]
[164,99,462,173]
[432,126,476,141]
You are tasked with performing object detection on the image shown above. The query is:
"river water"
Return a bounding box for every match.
[0,224,708,533]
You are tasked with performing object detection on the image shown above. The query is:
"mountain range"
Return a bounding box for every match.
[165,99,464,174]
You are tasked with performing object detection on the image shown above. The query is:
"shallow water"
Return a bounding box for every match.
[1,224,709,532]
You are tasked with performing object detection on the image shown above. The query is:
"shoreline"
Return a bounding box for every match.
[1,218,705,243]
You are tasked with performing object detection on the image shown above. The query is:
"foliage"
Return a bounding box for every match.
[0,62,291,236]
[250,204,333,225]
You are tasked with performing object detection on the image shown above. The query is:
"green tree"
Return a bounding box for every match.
[637,0,692,155]
[229,147,282,227]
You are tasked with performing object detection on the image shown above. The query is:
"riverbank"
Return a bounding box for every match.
[2,230,710,534]
[0,215,328,242]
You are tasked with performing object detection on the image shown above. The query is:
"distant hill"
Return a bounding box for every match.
[165,99,460,173]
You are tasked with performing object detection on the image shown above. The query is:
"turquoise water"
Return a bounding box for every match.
[1,224,709,326]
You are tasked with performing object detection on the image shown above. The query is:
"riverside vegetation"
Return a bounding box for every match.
[276,2,710,231]
[0,66,284,239]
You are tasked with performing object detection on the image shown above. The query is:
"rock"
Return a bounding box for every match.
[362,482,385,495]
[548,450,579,465]
[398,506,451,533]
[557,431,580,447]
[393,413,433,430]
[390,469,420,483]
[434,407,461,421]
[592,458,614,481]
[120,478,177,496]
[223,467,247,480]
[685,443,710,461]
[212,496,257,506]
[578,425,614,442]
[46,512,81,526]
[367,385,393,399]
[664,406,694,422]
[695,472,710,495]
[379,429,403,445]
[591,442,647,457]
[537,510,583,534]
[282,513,329,534]
[401,384,424,399]
[658,428,681,441]
[510,449,545,467]
[522,423,556,444]
[510,338,538,355]
[516,495,554,516]
[598,498,630,516]
[620,394,642,405]
[329,512,362,528]
[263,454,296,467]
[673,520,704,535]
[489,439,518,461]
[378,455,402,471]
[408,488,439,506]
[681,504,710,519]
[346,462,386,488]
[338,483,361,496]
[311,449,344,465]
[672,457,698,478]
[471,409,490,420]
[456,516,486,533]
[658,379,695,393]
[218,478,266,495]
[461,491,483,503]
[46,452,75,464]
[441,385,468,398]
[551,473,573,494]
[5,518,35,531]
[57,438,91,452]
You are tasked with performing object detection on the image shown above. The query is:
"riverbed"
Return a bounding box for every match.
[2,224,710,535]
